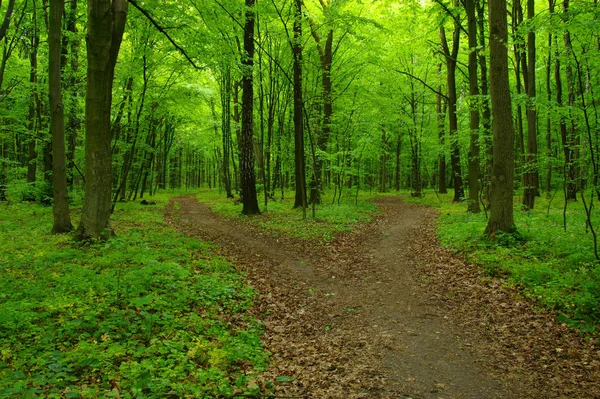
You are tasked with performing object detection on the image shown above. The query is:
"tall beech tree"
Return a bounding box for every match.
[464,0,480,213]
[292,0,307,212]
[49,0,72,233]
[522,0,538,210]
[439,4,465,203]
[485,0,516,236]
[240,0,260,215]
[76,0,128,239]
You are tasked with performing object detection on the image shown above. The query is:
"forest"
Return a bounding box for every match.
[1,0,600,397]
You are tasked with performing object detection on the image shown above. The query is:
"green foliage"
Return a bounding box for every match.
[0,194,267,398]
[407,190,600,331]
[198,190,379,243]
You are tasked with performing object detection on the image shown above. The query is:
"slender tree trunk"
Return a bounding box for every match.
[49,0,72,233]
[240,0,260,215]
[437,68,447,194]
[466,0,480,212]
[563,0,578,200]
[220,66,233,198]
[292,0,307,212]
[523,0,538,209]
[380,125,388,193]
[441,20,464,202]
[26,10,40,185]
[485,0,516,236]
[64,0,80,188]
[477,0,492,200]
[76,0,128,240]
[546,26,553,196]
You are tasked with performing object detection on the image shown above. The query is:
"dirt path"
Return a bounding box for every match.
[165,195,600,399]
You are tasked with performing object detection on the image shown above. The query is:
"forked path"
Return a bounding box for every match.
[166,195,598,399]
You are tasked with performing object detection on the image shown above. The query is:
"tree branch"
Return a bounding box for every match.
[394,69,449,101]
[128,0,204,70]
[0,0,15,41]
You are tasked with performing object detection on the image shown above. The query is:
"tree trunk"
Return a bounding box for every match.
[49,0,72,233]
[477,0,492,201]
[484,0,516,236]
[563,0,578,201]
[545,24,553,196]
[292,0,307,212]
[64,0,80,188]
[466,0,480,212]
[220,66,233,198]
[437,80,447,194]
[522,0,538,209]
[240,0,260,215]
[76,0,128,240]
[441,21,464,202]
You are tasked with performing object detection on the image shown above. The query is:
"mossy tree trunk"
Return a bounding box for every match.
[76,0,128,240]
[484,0,516,236]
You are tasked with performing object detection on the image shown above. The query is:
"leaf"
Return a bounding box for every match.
[275,376,294,383]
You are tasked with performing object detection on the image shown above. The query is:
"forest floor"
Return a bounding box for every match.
[165,195,600,399]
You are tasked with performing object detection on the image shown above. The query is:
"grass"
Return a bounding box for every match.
[0,193,267,398]
[405,189,600,333]
[196,189,380,244]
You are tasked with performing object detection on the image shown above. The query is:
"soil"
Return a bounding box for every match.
[165,195,600,399]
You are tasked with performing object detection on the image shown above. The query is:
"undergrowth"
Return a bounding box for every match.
[0,193,267,398]
[197,189,379,243]
[404,189,600,333]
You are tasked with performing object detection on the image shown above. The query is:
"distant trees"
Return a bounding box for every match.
[1,0,600,244]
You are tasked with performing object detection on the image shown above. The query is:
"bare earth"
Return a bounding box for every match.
[165,195,600,399]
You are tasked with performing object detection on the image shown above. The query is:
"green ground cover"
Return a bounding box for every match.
[197,190,379,244]
[404,190,600,332]
[0,194,267,398]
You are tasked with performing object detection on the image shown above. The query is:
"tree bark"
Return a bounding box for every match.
[76,0,128,240]
[484,0,516,236]
[523,0,539,210]
[477,0,492,201]
[292,0,307,212]
[240,0,260,215]
[49,0,72,233]
[440,19,465,202]
[562,0,577,201]
[465,0,480,212]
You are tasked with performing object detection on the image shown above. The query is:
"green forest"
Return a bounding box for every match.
[1,0,600,397]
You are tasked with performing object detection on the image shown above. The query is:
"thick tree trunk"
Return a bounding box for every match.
[76,0,128,240]
[240,0,260,215]
[484,0,516,236]
[466,0,480,212]
[292,0,307,212]
[49,0,72,233]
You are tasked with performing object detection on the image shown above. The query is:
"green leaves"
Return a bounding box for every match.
[0,195,267,398]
